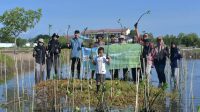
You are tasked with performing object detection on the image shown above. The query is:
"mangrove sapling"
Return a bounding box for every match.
[148,84,167,111]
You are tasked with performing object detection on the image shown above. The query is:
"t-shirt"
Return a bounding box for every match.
[94,55,108,74]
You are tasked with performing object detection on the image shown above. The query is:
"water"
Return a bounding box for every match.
[0,59,200,111]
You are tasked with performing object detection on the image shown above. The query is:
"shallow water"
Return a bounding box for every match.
[0,59,199,111]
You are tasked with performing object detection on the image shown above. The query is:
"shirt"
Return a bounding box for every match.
[94,55,108,74]
[69,37,83,58]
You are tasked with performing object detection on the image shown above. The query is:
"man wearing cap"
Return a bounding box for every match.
[33,38,46,84]
[154,37,169,87]
[46,33,61,80]
[67,30,84,79]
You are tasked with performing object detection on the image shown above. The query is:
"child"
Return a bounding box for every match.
[91,47,111,93]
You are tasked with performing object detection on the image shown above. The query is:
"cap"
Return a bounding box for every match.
[38,38,44,43]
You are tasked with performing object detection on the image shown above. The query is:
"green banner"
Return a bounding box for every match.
[82,44,142,70]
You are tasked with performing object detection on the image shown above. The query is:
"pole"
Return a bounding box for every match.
[49,24,52,36]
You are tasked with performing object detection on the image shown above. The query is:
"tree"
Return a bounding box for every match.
[0,7,42,47]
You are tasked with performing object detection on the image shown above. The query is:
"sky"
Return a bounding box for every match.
[0,0,200,38]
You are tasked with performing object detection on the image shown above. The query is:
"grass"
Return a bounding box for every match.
[0,53,15,83]
[34,79,178,111]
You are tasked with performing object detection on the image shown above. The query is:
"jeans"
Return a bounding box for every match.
[155,64,166,84]
[46,55,60,80]
[35,63,45,84]
[71,57,81,79]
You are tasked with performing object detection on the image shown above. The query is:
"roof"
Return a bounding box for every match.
[81,28,129,34]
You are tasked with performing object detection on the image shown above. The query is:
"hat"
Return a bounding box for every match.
[52,33,56,38]
[74,30,80,34]
[119,35,126,39]
[38,38,44,43]
[52,33,59,38]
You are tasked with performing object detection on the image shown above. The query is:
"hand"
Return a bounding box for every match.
[134,22,138,29]
[89,55,93,60]
[106,56,111,59]
[66,43,70,47]
[77,47,81,50]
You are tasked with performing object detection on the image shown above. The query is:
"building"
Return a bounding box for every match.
[0,43,15,48]
[82,28,131,38]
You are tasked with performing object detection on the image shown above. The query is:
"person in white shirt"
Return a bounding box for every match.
[91,47,111,93]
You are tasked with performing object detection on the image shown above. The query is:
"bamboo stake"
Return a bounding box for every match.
[14,53,21,111]
[4,52,8,112]
[31,59,36,112]
[189,60,195,112]
[135,65,139,112]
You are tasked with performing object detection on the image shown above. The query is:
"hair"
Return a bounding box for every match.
[74,30,80,34]
[98,47,104,54]
[96,34,104,39]
[110,34,115,38]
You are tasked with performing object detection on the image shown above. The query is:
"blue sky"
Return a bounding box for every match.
[0,0,200,38]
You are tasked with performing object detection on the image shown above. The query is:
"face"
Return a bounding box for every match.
[143,34,148,39]
[39,42,44,46]
[53,37,58,40]
[111,37,115,43]
[172,44,176,48]
[98,37,103,42]
[98,50,104,56]
[74,33,80,38]
[119,38,124,43]
[157,39,162,44]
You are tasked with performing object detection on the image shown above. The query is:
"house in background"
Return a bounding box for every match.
[0,43,15,48]
[81,28,131,38]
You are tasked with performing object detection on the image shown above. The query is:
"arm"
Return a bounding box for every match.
[91,57,96,65]
[33,47,36,57]
[104,56,111,65]
[66,40,72,49]
[134,23,140,43]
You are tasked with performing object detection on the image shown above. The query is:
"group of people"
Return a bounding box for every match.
[33,25,182,92]
[33,33,61,84]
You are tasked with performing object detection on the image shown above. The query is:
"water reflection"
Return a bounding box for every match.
[0,60,200,111]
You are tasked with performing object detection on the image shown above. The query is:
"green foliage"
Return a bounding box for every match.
[0,7,42,37]
[29,34,50,44]
[152,32,200,47]
[16,38,27,47]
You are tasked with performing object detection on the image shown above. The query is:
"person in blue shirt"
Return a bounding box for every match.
[67,30,83,79]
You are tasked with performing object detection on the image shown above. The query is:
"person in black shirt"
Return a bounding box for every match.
[46,33,61,80]
[33,38,46,84]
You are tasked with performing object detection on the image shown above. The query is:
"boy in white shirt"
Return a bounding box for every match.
[91,47,111,93]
